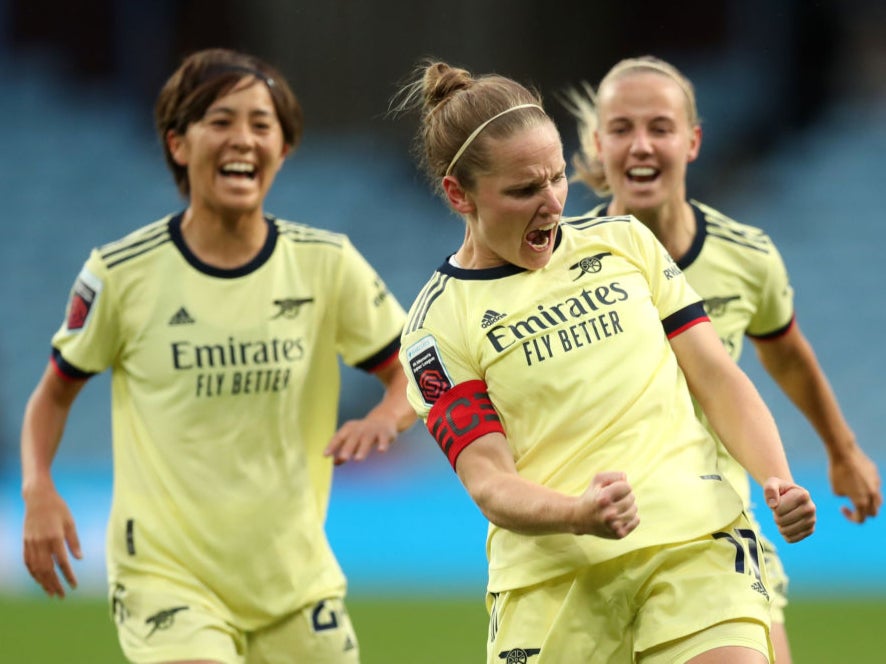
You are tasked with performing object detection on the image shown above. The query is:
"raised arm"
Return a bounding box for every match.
[670,321,816,543]
[21,361,87,597]
[753,323,882,523]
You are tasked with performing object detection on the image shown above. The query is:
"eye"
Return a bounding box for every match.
[650,121,676,136]
[511,185,540,198]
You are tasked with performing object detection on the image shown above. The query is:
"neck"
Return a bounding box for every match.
[180,207,269,269]
[609,199,696,261]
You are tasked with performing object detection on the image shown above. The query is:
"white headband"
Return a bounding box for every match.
[445,103,545,176]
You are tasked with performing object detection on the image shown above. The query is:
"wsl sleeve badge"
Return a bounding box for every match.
[65,266,103,332]
[405,334,453,406]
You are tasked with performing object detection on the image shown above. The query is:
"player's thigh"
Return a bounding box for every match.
[486,572,632,664]
[246,597,358,664]
[110,582,245,664]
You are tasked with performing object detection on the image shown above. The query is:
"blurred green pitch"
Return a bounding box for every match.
[1,594,884,663]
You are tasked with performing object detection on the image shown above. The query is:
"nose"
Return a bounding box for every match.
[229,120,255,149]
[541,184,565,217]
[629,130,652,155]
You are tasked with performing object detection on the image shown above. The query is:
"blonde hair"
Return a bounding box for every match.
[390,59,549,196]
[560,55,699,196]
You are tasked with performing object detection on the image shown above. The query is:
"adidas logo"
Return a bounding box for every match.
[343,635,355,652]
[751,580,770,601]
[168,307,195,325]
[481,309,506,328]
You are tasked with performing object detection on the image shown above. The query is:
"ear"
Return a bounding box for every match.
[442,175,475,215]
[167,130,188,166]
[686,125,702,164]
[270,143,293,176]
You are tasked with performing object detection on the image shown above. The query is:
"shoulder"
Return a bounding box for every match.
[561,213,656,254]
[691,200,779,255]
[561,213,636,237]
[272,217,347,250]
[92,214,176,272]
[403,268,458,337]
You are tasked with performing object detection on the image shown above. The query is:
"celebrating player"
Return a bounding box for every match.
[21,48,415,663]
[392,59,816,663]
[562,54,882,663]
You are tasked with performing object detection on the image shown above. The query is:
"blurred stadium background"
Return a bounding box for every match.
[1,0,885,661]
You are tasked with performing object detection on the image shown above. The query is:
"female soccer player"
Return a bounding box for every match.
[563,55,882,664]
[392,59,816,663]
[21,48,415,663]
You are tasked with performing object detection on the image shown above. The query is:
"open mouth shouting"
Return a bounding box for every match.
[525,221,558,252]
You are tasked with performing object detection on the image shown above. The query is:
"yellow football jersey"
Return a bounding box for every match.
[52,213,406,628]
[401,215,743,592]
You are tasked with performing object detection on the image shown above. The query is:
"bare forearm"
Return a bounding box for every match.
[21,364,82,497]
[758,341,856,459]
[21,394,65,495]
[370,362,417,433]
[369,387,417,433]
[466,469,582,535]
[672,326,792,486]
[700,369,792,484]
[454,433,639,538]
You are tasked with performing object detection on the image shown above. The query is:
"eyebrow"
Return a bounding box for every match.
[204,106,275,118]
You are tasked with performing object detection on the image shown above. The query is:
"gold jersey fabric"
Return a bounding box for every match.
[401,215,743,592]
[589,201,795,508]
[51,213,406,629]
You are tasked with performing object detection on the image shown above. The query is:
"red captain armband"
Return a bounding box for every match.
[426,380,504,470]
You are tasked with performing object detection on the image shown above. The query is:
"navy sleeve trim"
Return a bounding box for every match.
[747,315,795,341]
[662,302,709,338]
[355,335,401,373]
[51,347,95,380]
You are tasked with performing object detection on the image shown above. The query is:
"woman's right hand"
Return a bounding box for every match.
[574,471,639,539]
[22,485,82,598]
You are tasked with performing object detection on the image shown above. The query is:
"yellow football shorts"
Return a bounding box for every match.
[486,512,773,663]
[746,509,789,624]
[110,581,359,664]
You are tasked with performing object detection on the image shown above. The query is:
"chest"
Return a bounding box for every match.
[113,256,331,394]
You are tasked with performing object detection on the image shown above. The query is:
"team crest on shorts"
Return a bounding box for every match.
[66,266,103,331]
[405,335,453,405]
[498,647,541,663]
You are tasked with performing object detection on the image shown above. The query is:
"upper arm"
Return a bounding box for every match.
[669,320,740,400]
[372,355,405,387]
[751,321,813,375]
[30,360,88,414]
[455,431,518,501]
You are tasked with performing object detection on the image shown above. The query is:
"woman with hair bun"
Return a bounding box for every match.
[393,59,816,664]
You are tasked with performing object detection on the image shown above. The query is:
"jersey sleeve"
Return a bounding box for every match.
[333,237,407,371]
[399,277,482,422]
[746,238,795,338]
[629,217,704,321]
[50,249,121,377]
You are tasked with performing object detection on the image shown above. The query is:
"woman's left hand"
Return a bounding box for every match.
[324,416,398,465]
[764,478,816,543]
